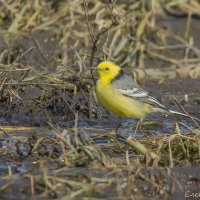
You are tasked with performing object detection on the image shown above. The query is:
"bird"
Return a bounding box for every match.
[92,61,199,131]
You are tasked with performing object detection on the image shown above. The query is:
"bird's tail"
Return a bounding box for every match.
[169,109,200,123]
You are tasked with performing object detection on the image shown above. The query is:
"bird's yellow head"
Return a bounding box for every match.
[97,61,121,83]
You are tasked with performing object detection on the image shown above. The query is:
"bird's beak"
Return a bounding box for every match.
[88,67,99,71]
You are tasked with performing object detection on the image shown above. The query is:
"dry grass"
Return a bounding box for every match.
[0,0,200,199]
[0,124,200,198]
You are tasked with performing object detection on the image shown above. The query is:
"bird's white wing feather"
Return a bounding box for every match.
[118,87,166,108]
[118,88,148,98]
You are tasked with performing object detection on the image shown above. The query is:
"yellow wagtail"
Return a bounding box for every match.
[92,61,199,130]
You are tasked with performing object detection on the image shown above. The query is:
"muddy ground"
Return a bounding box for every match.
[0,1,200,199]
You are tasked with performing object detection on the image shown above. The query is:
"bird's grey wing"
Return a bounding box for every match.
[112,73,168,111]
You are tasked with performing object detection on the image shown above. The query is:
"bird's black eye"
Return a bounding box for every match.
[105,67,109,70]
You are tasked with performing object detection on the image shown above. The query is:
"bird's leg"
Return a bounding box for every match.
[115,117,122,133]
[115,117,126,140]
[133,118,143,137]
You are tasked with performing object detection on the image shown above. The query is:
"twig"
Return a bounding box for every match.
[10,47,35,69]
[168,139,173,167]
[172,96,199,127]
[74,112,79,146]
[83,0,117,84]
[83,0,95,43]
[89,21,117,67]
[126,136,159,160]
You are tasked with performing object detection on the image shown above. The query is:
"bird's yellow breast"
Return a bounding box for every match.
[95,80,153,119]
